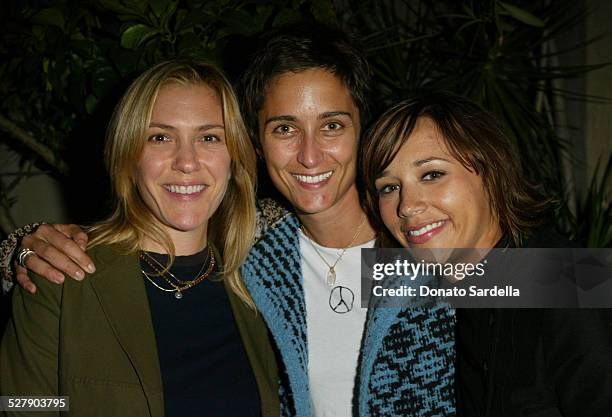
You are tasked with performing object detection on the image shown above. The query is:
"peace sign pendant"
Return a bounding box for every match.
[329,286,355,314]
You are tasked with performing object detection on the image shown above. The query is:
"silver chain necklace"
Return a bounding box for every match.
[301,215,367,287]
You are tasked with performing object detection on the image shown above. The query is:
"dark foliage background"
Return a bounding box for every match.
[0,0,610,247]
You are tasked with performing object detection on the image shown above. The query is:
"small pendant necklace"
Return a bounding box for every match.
[139,247,216,299]
[301,215,367,287]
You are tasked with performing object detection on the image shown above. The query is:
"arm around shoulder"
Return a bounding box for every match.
[1,222,46,293]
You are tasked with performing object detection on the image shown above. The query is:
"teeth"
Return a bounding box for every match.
[165,185,206,194]
[409,221,444,236]
[293,171,333,184]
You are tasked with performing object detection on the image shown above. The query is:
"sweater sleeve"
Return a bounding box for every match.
[1,222,45,294]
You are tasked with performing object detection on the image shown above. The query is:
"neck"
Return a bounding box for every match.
[140,226,208,256]
[298,185,376,248]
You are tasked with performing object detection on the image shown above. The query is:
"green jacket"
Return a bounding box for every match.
[0,245,279,417]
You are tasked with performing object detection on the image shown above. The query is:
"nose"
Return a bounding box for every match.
[398,187,426,219]
[172,141,201,174]
[297,132,324,168]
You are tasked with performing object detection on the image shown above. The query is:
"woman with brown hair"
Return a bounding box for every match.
[1,60,278,417]
[361,92,612,417]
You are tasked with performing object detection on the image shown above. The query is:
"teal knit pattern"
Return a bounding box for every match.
[241,213,309,417]
[360,305,456,416]
[242,203,456,416]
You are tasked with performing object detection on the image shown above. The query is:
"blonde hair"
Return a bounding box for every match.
[88,60,257,307]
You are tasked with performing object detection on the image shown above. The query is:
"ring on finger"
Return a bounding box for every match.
[17,248,37,268]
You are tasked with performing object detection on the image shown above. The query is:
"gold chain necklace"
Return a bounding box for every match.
[301,215,367,287]
[139,246,216,299]
[140,249,211,285]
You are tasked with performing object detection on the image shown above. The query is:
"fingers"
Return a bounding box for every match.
[15,264,38,294]
[20,224,95,282]
[54,224,89,251]
[18,247,67,283]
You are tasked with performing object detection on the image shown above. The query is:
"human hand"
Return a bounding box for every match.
[15,224,94,293]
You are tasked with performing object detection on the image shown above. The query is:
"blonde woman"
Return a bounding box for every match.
[1,60,278,417]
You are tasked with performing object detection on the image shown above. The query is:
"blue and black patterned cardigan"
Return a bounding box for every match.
[240,199,456,417]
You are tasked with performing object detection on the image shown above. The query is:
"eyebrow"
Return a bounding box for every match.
[320,111,352,119]
[148,123,224,131]
[377,157,450,178]
[413,157,450,166]
[263,115,296,127]
[263,111,353,127]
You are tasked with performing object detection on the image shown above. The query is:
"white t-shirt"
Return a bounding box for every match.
[300,230,375,417]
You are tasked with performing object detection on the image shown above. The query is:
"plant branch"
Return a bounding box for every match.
[0,114,69,175]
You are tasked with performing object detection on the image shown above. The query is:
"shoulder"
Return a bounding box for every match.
[86,244,139,273]
[255,198,296,241]
[524,226,575,248]
[25,244,135,294]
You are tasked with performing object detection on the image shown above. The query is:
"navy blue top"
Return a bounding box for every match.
[141,248,260,417]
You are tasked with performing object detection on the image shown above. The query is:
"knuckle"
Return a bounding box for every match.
[37,245,52,258]
[21,234,36,246]
[55,224,70,233]
[16,273,28,285]
[67,224,81,233]
[37,224,52,235]
[59,240,75,252]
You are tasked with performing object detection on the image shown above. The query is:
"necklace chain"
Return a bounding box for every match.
[139,246,216,299]
[301,215,367,287]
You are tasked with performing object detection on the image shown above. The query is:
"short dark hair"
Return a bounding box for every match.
[239,23,373,149]
[361,92,551,247]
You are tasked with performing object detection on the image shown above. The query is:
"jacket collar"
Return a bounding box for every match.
[88,246,164,417]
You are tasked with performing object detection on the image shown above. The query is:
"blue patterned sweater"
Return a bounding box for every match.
[241,200,456,416]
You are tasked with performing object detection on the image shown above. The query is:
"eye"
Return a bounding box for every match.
[422,170,445,181]
[324,122,343,130]
[148,134,170,143]
[272,124,296,135]
[201,134,220,142]
[376,184,400,196]
[322,121,345,136]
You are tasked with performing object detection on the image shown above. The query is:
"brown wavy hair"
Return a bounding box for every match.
[361,92,550,248]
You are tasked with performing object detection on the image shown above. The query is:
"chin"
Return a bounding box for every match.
[287,193,328,214]
[165,215,208,232]
[294,200,332,215]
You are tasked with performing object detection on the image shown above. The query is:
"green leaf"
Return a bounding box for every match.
[31,8,65,30]
[120,24,158,50]
[499,2,545,27]
[32,26,45,40]
[221,10,263,36]
[122,0,147,15]
[310,0,336,24]
[150,0,169,18]
[174,9,189,32]
[109,47,140,77]
[273,9,302,27]
[92,65,118,98]
[159,1,179,28]
[177,32,204,54]
[99,0,138,15]
[85,94,98,114]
